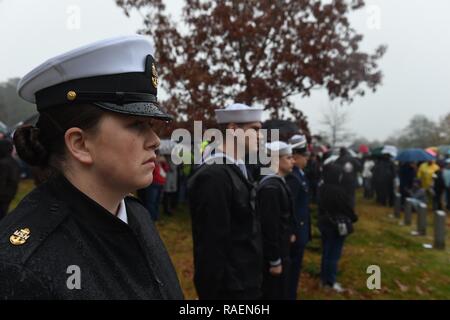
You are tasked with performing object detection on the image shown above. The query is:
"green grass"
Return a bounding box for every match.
[9,179,35,210]
[10,180,450,299]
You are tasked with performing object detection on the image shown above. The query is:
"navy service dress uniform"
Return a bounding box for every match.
[285,135,311,300]
[188,103,264,300]
[257,141,297,300]
[0,35,183,299]
[0,174,183,299]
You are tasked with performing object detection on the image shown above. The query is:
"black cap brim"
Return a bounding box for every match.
[292,147,310,156]
[93,101,173,121]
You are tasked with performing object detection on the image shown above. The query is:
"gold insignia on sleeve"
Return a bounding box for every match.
[151,63,158,88]
[10,228,31,245]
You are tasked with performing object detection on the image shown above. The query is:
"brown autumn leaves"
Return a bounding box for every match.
[116,0,386,137]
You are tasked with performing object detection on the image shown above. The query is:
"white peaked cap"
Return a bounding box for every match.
[18,35,155,103]
[288,134,307,150]
[215,103,263,124]
[15,35,171,120]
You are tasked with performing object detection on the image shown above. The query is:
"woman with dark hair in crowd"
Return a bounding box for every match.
[0,36,182,299]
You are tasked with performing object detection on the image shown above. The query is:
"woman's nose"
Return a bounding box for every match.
[145,130,160,151]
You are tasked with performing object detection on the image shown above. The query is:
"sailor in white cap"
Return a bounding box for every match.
[188,102,264,299]
[263,141,293,174]
[285,133,312,299]
[214,103,263,125]
[0,35,183,299]
[256,141,297,300]
[288,134,308,151]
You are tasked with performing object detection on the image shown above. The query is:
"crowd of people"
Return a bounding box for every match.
[134,126,450,300]
[363,151,450,211]
[1,107,449,300]
[0,104,363,300]
[183,104,361,299]
[3,108,449,300]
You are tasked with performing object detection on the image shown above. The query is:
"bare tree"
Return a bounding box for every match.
[0,78,35,127]
[320,103,353,147]
[438,113,450,144]
[385,114,448,148]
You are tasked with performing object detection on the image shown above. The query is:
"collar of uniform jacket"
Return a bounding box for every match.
[259,171,287,185]
[203,151,248,179]
[47,174,130,232]
[117,200,128,224]
[293,166,305,176]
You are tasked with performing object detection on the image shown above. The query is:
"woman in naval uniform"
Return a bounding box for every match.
[0,35,183,300]
[257,141,297,300]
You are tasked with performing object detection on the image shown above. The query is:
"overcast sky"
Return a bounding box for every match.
[0,0,449,141]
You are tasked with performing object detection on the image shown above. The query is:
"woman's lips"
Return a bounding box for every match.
[143,158,156,169]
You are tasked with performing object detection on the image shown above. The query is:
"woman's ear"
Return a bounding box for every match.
[64,128,94,165]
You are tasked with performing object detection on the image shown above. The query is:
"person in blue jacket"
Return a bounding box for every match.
[285,134,311,300]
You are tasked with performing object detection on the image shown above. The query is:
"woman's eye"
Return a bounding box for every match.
[131,120,153,131]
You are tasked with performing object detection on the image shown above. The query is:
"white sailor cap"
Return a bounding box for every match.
[17,35,171,121]
[288,134,307,151]
[215,103,263,124]
[265,141,292,156]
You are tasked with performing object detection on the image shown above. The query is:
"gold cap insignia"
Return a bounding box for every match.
[67,90,77,101]
[10,228,31,246]
[151,64,158,89]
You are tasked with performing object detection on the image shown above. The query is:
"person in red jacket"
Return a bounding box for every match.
[141,151,168,220]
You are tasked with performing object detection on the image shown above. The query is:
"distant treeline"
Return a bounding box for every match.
[0,78,36,128]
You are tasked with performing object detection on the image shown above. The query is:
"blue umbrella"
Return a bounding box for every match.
[396,149,435,162]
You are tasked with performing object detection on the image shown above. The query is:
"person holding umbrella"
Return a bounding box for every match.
[396,149,434,206]
[417,157,440,204]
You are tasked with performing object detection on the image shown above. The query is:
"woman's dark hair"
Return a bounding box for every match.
[14,104,105,169]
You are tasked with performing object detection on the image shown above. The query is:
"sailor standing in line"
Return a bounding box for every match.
[285,134,312,300]
[188,103,263,300]
[257,141,297,300]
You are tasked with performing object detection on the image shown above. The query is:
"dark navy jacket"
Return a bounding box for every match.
[188,160,263,300]
[0,174,183,300]
[286,167,311,247]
